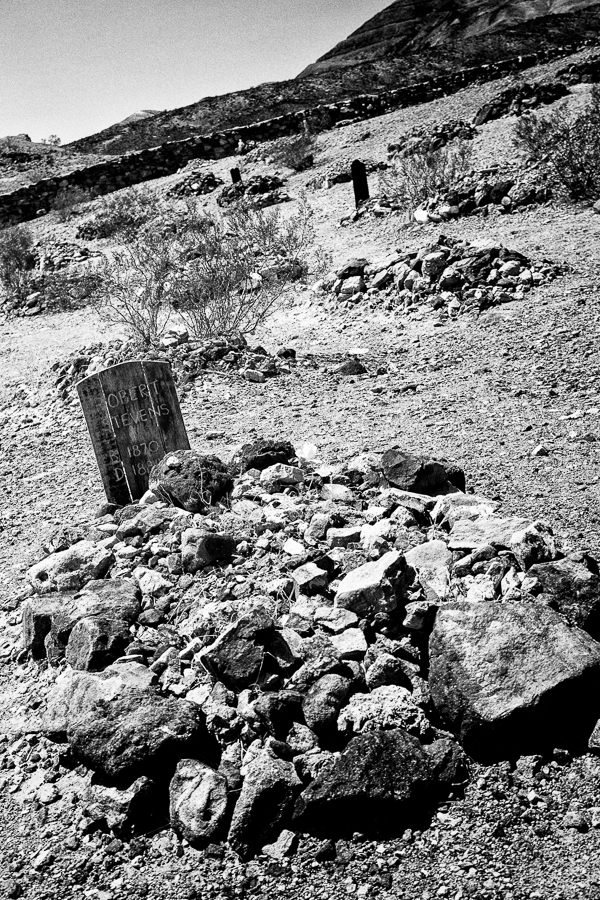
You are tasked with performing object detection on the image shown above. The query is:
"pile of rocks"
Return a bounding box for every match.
[387,120,477,159]
[167,169,224,199]
[473,80,569,126]
[1,241,103,316]
[11,441,600,858]
[343,167,552,226]
[51,333,298,401]
[34,240,102,272]
[410,168,553,224]
[217,174,291,209]
[314,235,559,317]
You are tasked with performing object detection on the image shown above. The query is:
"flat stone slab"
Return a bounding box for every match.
[448,515,531,551]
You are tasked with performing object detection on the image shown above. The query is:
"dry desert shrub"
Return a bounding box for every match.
[51,184,93,222]
[0,225,35,299]
[96,199,315,346]
[379,140,473,212]
[513,86,600,200]
[79,185,158,240]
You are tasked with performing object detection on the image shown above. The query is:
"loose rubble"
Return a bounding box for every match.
[217,174,291,208]
[5,439,600,863]
[473,80,570,126]
[166,167,224,199]
[314,235,561,318]
[343,167,552,226]
[51,334,299,402]
[1,240,103,315]
[387,120,478,159]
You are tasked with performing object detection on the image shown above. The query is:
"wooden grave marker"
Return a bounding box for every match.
[77,360,190,505]
[351,159,369,207]
[230,167,242,184]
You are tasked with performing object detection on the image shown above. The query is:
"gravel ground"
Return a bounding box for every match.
[2,49,600,899]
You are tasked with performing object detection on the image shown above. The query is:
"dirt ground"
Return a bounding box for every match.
[3,50,600,899]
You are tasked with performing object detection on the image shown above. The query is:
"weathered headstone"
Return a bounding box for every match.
[77,360,190,505]
[351,160,369,207]
[230,168,242,184]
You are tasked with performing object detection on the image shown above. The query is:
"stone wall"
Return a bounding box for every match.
[0,41,594,230]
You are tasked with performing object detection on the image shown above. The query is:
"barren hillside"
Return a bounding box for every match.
[64,2,600,155]
[2,35,600,900]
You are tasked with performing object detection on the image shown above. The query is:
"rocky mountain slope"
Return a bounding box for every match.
[300,0,600,75]
[65,2,600,156]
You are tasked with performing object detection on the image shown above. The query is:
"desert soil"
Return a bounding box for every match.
[2,50,600,900]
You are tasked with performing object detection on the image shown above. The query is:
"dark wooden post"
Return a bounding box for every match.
[77,360,190,505]
[351,160,369,207]
[230,167,242,184]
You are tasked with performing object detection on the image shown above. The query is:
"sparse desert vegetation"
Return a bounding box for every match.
[514,84,600,199]
[5,12,600,900]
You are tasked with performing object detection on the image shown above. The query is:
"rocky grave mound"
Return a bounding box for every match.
[217,174,291,209]
[1,240,104,316]
[473,79,570,126]
[343,166,552,226]
[6,441,600,860]
[51,333,298,403]
[410,169,553,225]
[314,235,561,319]
[387,120,478,160]
[166,169,224,199]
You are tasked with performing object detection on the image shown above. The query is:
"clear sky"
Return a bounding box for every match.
[0,0,390,144]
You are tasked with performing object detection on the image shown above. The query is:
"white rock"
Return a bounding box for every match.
[260,464,304,491]
[329,627,368,660]
[314,606,359,634]
[283,538,305,556]
[338,685,430,739]
[335,550,402,616]
[133,566,172,597]
[320,484,354,503]
[360,518,393,551]
[27,541,114,594]
[244,369,266,383]
[431,493,499,528]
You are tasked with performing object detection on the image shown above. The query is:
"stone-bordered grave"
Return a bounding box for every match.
[77,360,190,505]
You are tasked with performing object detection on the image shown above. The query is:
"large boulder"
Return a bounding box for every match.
[27,542,114,594]
[44,662,209,780]
[529,556,600,639]
[228,749,302,859]
[429,602,600,760]
[149,450,233,513]
[23,578,141,666]
[169,759,229,846]
[381,449,465,496]
[292,728,437,837]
